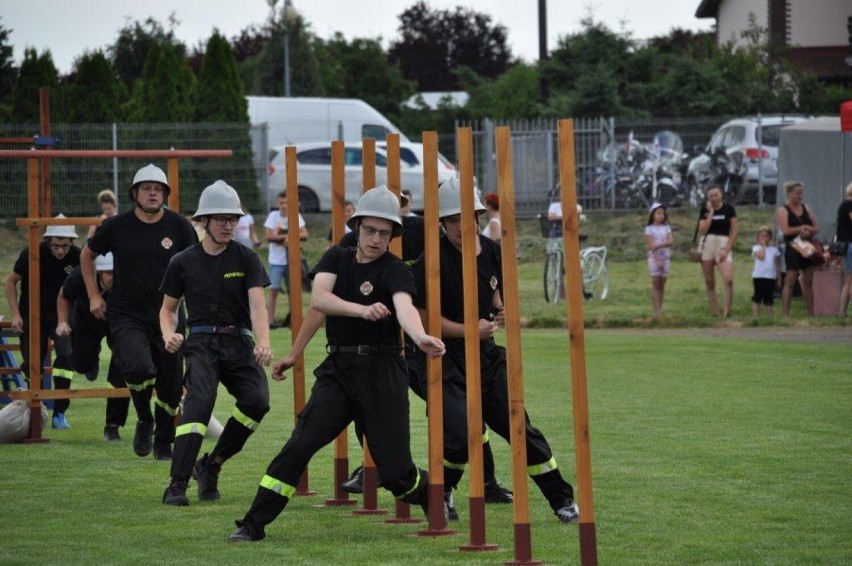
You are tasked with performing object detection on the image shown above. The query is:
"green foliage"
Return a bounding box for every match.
[462,63,542,119]
[129,42,196,123]
[195,31,248,123]
[9,47,58,123]
[63,51,125,122]
[256,17,323,96]
[0,18,17,108]
[109,16,185,90]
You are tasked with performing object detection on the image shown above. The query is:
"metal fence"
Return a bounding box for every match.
[1,116,782,221]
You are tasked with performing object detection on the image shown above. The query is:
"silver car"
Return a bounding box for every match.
[686,116,807,206]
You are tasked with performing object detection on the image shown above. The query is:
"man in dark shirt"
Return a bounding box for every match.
[81,164,198,460]
[160,180,272,506]
[4,215,80,429]
[411,177,580,524]
[56,252,129,440]
[228,186,445,542]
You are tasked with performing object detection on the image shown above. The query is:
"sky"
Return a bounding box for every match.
[2,0,714,75]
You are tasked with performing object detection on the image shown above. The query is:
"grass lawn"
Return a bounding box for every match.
[1,330,849,565]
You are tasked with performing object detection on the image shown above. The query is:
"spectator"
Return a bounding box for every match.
[401,189,417,216]
[325,201,355,248]
[749,226,781,318]
[777,181,820,317]
[835,181,852,317]
[263,191,308,328]
[233,207,261,249]
[87,189,118,239]
[644,203,673,315]
[4,215,80,429]
[56,252,129,440]
[698,185,738,317]
[483,193,501,242]
[81,163,198,460]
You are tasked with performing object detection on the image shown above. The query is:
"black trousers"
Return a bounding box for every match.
[417,339,574,510]
[239,352,427,538]
[170,333,270,482]
[19,318,74,416]
[71,319,129,427]
[110,315,182,445]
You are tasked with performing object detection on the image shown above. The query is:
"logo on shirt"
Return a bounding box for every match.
[64,265,73,274]
[360,281,374,296]
[224,271,245,279]
[161,237,173,250]
[489,275,498,290]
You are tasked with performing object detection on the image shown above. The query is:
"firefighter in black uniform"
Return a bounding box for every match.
[4,215,80,429]
[81,164,198,460]
[411,176,580,524]
[56,252,130,440]
[160,180,272,506]
[228,186,445,542]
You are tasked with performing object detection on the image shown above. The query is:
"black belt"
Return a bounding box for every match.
[326,344,400,356]
[189,325,252,336]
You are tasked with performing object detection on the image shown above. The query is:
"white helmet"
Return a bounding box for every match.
[129,163,171,202]
[347,185,403,238]
[438,175,484,218]
[95,252,114,271]
[43,214,78,239]
[193,180,244,220]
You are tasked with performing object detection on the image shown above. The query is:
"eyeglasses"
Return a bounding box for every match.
[360,224,392,239]
[49,244,71,250]
[211,216,240,227]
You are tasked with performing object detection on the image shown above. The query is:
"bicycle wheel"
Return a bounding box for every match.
[582,251,609,300]
[543,251,563,303]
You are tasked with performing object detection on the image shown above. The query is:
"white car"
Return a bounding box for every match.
[267,142,446,212]
[376,141,457,207]
[686,116,807,205]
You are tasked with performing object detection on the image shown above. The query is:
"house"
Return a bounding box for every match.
[695,0,852,84]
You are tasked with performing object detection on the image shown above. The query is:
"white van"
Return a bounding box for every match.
[247,96,410,147]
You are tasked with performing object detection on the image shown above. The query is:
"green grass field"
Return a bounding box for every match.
[2,330,850,565]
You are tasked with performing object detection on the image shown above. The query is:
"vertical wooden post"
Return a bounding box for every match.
[417,131,455,537]
[167,157,180,212]
[457,127,497,552]
[25,157,48,443]
[39,88,51,217]
[496,127,541,565]
[557,119,598,566]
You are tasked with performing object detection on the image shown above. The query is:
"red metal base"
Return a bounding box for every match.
[352,508,388,516]
[385,501,422,524]
[417,483,456,537]
[460,542,500,552]
[459,496,498,552]
[324,498,358,506]
[505,522,541,565]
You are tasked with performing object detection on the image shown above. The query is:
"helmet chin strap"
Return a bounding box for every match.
[204,220,229,249]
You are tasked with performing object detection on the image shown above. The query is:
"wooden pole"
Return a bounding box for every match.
[557,119,598,566]
[495,126,541,565]
[39,88,51,217]
[167,157,180,211]
[324,140,357,507]
[457,127,497,552]
[417,131,455,537]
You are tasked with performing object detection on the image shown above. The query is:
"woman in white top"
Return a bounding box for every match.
[234,209,261,249]
[483,193,501,242]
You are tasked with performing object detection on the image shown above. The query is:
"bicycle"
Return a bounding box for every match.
[540,216,609,304]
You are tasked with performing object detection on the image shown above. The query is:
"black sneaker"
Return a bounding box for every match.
[484,481,513,504]
[340,466,364,494]
[133,421,153,457]
[163,480,189,506]
[228,523,263,543]
[444,490,459,521]
[192,453,222,501]
[103,425,121,441]
[555,499,579,524]
[85,365,99,381]
[152,442,173,461]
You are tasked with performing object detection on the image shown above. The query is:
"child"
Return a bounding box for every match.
[644,203,673,314]
[751,226,781,317]
[264,191,308,328]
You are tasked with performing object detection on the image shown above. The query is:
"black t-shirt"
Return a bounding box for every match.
[836,200,852,243]
[61,266,109,335]
[87,209,197,321]
[413,234,502,343]
[700,203,737,236]
[312,245,414,346]
[781,204,815,244]
[13,241,81,322]
[160,242,270,329]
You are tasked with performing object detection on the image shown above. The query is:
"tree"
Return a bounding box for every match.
[10,47,59,123]
[63,51,125,122]
[255,15,323,96]
[0,18,17,111]
[195,31,248,122]
[388,1,513,91]
[128,42,195,122]
[462,64,541,119]
[109,16,186,90]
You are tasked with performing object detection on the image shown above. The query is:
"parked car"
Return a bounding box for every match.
[267,142,436,213]
[375,141,457,207]
[686,116,807,206]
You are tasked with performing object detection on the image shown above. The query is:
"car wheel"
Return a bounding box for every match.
[298,186,320,213]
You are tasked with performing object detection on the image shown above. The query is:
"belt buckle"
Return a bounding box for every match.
[356,345,371,355]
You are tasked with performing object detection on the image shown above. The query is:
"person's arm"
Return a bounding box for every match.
[644,232,656,251]
[56,287,72,337]
[266,226,285,244]
[487,218,500,240]
[310,272,391,320]
[248,286,272,367]
[298,224,309,241]
[4,272,22,332]
[698,207,713,235]
[415,307,499,341]
[774,250,783,287]
[80,246,105,319]
[159,294,184,354]
[723,216,738,256]
[393,293,444,358]
[753,245,766,260]
[271,307,326,381]
[804,204,820,237]
[87,224,97,239]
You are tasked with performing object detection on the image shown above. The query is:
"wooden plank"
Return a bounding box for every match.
[7,388,131,400]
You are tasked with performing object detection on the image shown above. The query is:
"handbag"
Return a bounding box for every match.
[828,241,849,257]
